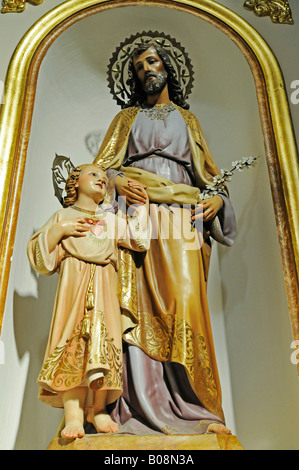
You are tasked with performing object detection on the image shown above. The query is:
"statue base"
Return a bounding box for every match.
[47,433,243,450]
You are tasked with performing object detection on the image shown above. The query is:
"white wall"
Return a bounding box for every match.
[217,0,299,141]
[0,1,298,450]
[211,0,299,450]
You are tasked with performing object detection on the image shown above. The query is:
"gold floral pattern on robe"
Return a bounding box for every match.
[27,205,149,408]
[125,312,220,419]
[93,104,227,421]
[39,311,123,392]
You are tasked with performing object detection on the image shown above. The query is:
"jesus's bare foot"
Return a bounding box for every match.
[87,409,119,434]
[61,419,85,439]
[207,423,232,435]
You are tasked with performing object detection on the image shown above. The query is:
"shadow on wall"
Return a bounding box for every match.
[218,197,251,314]
[13,268,63,450]
[218,161,262,313]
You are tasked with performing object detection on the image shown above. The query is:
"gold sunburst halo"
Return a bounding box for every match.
[107,31,194,108]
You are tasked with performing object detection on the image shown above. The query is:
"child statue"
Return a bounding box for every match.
[27,164,149,439]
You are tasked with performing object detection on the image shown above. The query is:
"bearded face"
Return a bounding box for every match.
[133,45,168,97]
[142,68,168,96]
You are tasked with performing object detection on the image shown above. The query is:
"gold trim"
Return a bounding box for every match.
[0,0,298,357]
[1,0,43,14]
[244,0,294,24]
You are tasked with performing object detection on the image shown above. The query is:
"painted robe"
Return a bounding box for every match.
[93,102,237,434]
[27,204,149,408]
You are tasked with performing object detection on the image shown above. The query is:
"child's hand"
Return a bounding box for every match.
[47,217,92,253]
[59,217,93,238]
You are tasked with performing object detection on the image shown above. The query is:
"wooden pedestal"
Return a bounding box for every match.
[47,433,243,450]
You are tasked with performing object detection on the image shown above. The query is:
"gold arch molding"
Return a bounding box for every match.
[0,0,298,355]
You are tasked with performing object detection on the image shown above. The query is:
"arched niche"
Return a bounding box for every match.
[1,0,299,450]
[0,0,297,361]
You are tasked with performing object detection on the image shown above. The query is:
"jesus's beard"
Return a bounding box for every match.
[142,70,168,96]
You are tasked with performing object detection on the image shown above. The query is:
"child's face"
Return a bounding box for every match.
[76,165,107,202]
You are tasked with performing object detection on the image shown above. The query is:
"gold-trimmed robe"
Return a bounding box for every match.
[93,103,235,422]
[27,205,149,409]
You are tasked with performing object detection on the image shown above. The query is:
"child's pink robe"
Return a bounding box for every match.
[27,205,149,408]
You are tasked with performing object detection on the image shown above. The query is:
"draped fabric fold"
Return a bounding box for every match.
[94,103,236,429]
[122,203,224,421]
[27,206,149,409]
[106,344,224,436]
[94,103,221,189]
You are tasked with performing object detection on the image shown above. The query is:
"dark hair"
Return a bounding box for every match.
[124,43,190,110]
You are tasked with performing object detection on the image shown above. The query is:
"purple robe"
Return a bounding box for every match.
[88,105,236,435]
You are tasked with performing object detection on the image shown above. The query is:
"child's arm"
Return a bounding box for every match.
[117,194,151,252]
[27,214,92,275]
[47,217,92,253]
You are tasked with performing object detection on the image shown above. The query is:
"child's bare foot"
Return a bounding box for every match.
[206,423,232,435]
[61,419,85,439]
[87,409,119,434]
